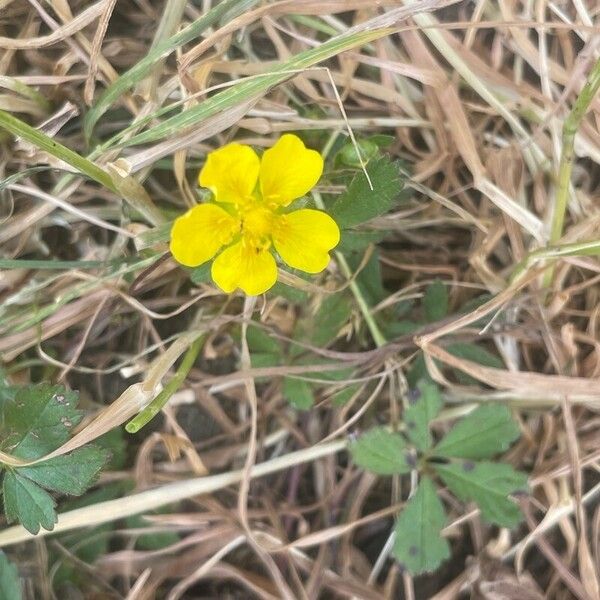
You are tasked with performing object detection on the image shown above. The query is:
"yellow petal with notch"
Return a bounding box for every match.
[211,239,278,295]
[199,143,260,204]
[259,134,323,206]
[170,203,239,267]
[272,209,340,273]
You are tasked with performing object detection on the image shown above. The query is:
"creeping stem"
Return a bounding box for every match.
[126,334,205,433]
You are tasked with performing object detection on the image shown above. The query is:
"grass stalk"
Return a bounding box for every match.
[125,334,205,433]
[0,109,115,191]
[84,0,259,140]
[549,58,600,245]
[543,57,600,287]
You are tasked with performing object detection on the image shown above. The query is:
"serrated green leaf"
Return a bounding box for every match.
[3,471,56,534]
[434,461,528,527]
[423,280,448,323]
[350,427,411,475]
[283,378,314,410]
[17,446,109,496]
[433,405,520,460]
[331,157,404,228]
[0,552,22,600]
[2,384,81,459]
[393,477,450,574]
[404,381,443,451]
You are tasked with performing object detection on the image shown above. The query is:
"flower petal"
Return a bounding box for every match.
[170,203,239,267]
[199,143,260,204]
[272,209,340,273]
[259,134,323,206]
[211,240,278,295]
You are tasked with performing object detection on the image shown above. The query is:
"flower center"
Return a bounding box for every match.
[240,203,273,247]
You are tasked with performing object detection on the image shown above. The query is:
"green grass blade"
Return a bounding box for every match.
[0,258,132,270]
[83,0,259,140]
[116,28,392,149]
[0,76,51,112]
[0,110,115,191]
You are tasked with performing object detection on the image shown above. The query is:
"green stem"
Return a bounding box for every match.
[125,335,205,433]
[544,57,600,285]
[512,237,600,283]
[336,250,387,348]
[0,109,116,192]
[313,193,387,348]
[318,131,387,348]
[550,58,600,243]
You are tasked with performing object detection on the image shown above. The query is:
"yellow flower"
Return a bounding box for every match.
[170,134,340,295]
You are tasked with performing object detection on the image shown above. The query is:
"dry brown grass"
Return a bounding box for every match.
[2,0,600,598]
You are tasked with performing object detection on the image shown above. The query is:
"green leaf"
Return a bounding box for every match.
[385,319,420,337]
[283,378,314,410]
[446,343,504,385]
[393,477,450,574]
[271,281,309,304]
[332,383,360,406]
[295,293,351,350]
[0,552,22,600]
[97,428,127,470]
[434,461,528,527]
[403,381,443,451]
[54,482,132,587]
[348,248,386,306]
[433,405,520,460]
[246,326,282,355]
[0,369,16,407]
[423,280,448,323]
[337,229,385,253]
[17,446,109,496]
[407,344,504,388]
[126,515,180,551]
[331,157,404,228]
[350,427,411,475]
[406,353,430,388]
[190,262,211,284]
[3,471,56,534]
[336,139,380,168]
[2,384,81,459]
[249,352,281,369]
